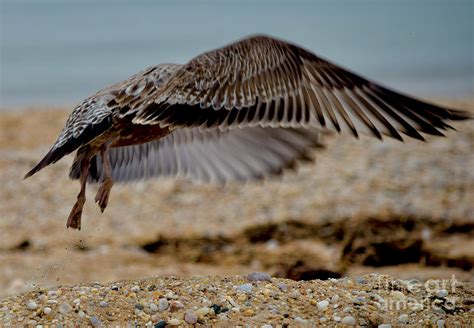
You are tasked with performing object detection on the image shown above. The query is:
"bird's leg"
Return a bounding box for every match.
[66,155,90,230]
[95,145,113,212]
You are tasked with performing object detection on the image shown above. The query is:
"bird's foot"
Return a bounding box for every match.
[95,180,113,213]
[67,198,85,230]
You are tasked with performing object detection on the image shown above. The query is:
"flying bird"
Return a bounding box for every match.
[25,35,470,230]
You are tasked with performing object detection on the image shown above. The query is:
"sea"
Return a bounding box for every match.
[1,0,472,109]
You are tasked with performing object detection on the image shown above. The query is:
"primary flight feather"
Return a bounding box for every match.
[25,35,471,230]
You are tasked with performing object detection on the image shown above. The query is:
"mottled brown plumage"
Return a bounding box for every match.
[25,35,470,230]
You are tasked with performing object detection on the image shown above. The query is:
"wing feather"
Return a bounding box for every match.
[82,127,324,184]
[131,35,469,140]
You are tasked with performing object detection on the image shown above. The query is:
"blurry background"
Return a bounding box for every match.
[1,0,473,108]
[0,0,472,298]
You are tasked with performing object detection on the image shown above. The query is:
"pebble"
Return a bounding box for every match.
[437,319,446,328]
[158,298,169,312]
[78,310,86,318]
[317,300,329,311]
[236,283,253,293]
[131,285,140,292]
[378,324,391,328]
[58,303,72,314]
[333,315,341,322]
[277,283,288,292]
[135,303,144,311]
[410,303,423,312]
[154,321,167,328]
[168,318,180,326]
[341,315,357,326]
[89,315,102,327]
[247,272,272,282]
[355,277,367,284]
[43,307,52,315]
[436,289,448,298]
[294,317,308,324]
[195,307,210,317]
[99,301,109,308]
[26,300,38,310]
[169,301,184,312]
[149,303,158,313]
[210,304,222,315]
[184,311,198,325]
[390,291,405,300]
[398,314,409,324]
[261,325,273,328]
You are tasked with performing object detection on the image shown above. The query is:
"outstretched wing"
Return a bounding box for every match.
[134,35,470,140]
[72,127,324,184]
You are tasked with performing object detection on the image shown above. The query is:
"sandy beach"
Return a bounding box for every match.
[0,98,473,326]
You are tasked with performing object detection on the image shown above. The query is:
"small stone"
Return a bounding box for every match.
[436,289,448,298]
[135,303,144,311]
[437,319,446,328]
[78,310,86,318]
[89,315,102,327]
[27,301,38,310]
[158,298,169,312]
[247,272,272,282]
[236,283,253,293]
[110,285,119,291]
[99,301,108,308]
[169,301,184,312]
[294,317,308,324]
[195,307,210,318]
[43,307,52,315]
[378,324,391,328]
[355,277,367,284]
[317,300,330,311]
[150,303,158,313]
[390,291,405,300]
[410,303,423,312]
[237,294,248,302]
[58,303,72,314]
[47,290,57,297]
[398,314,409,324]
[261,325,273,328]
[154,321,167,328]
[210,304,222,315]
[353,297,366,305]
[341,315,356,326]
[333,315,342,322]
[168,318,180,326]
[184,311,198,325]
[277,283,288,292]
[131,285,140,292]
[243,309,255,316]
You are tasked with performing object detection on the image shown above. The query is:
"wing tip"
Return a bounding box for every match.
[24,148,57,179]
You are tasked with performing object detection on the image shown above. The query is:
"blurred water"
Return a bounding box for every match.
[0,0,472,109]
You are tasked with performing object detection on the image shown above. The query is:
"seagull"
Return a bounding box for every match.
[25,35,470,230]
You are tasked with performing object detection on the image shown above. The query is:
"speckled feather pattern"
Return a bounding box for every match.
[53,64,181,149]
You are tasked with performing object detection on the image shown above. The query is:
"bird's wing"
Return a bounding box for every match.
[133,35,470,141]
[76,126,324,184]
[25,64,180,178]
